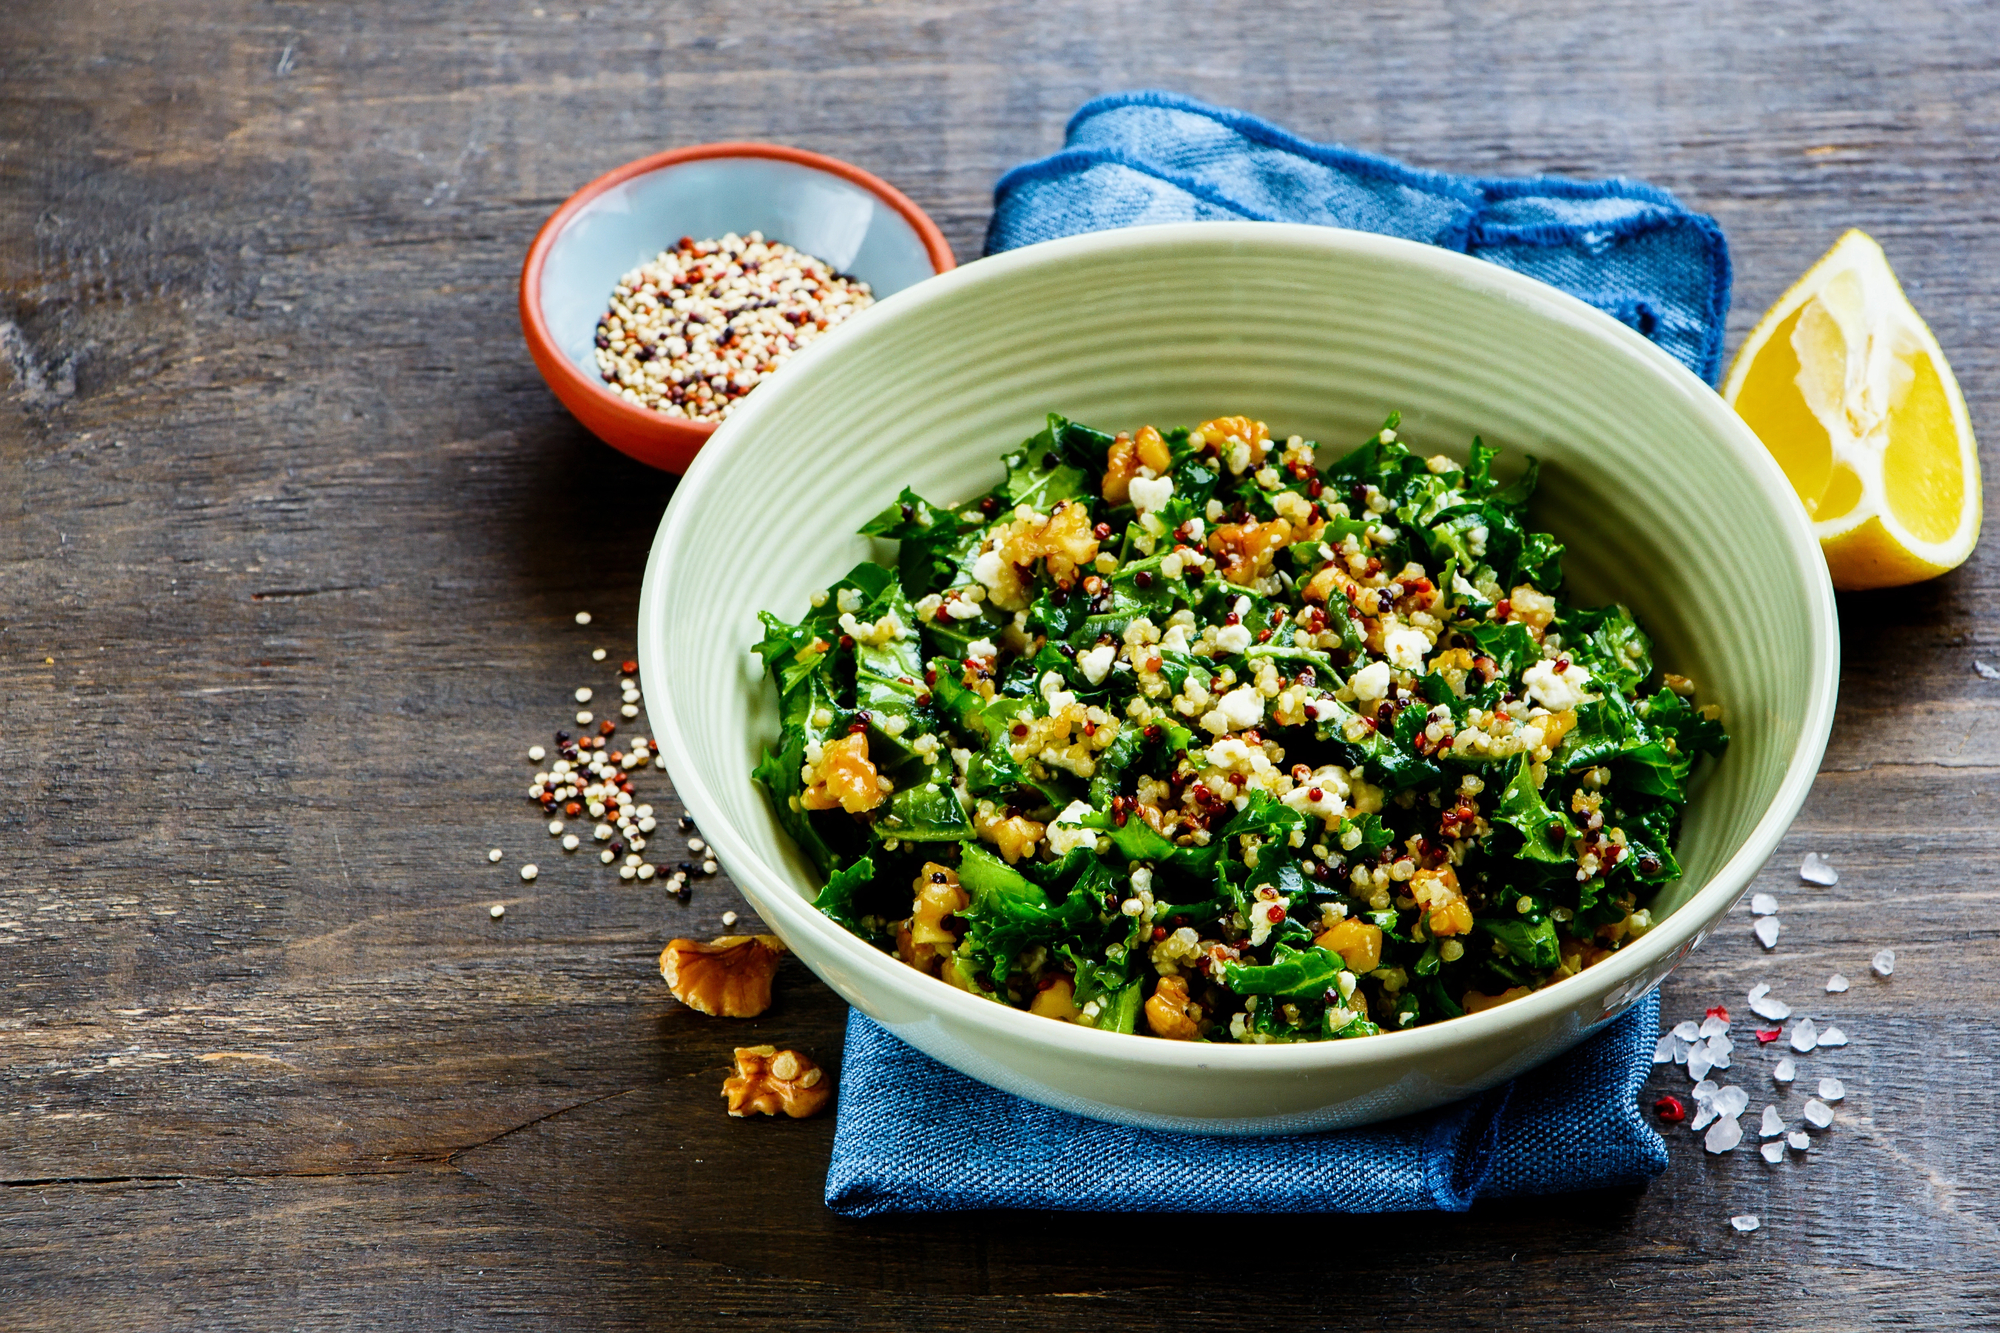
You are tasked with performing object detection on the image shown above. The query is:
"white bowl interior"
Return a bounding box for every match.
[640,223,1837,1131]
[539,156,938,375]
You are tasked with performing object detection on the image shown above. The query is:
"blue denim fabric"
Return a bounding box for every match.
[826,92,1717,1215]
[985,90,1731,382]
[827,994,1665,1217]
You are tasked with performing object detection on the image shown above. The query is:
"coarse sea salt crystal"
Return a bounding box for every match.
[1827,973,1850,993]
[1653,1034,1677,1064]
[1800,852,1838,886]
[1754,916,1782,949]
[1706,1116,1744,1153]
[1750,893,1779,916]
[1707,1035,1733,1069]
[1749,987,1791,1021]
[1691,1104,1718,1131]
[1803,1099,1834,1129]
[1674,1019,1701,1042]
[1774,1057,1797,1083]
[1730,1213,1761,1232]
[1692,1079,1719,1104]
[1790,1017,1819,1053]
[1818,1026,1848,1048]
[1788,1130,1810,1151]
[1688,1046,1716,1081]
[1748,982,1772,1003]
[1759,1105,1785,1138]
[1673,1036,1692,1064]
[1873,948,1896,977]
[1761,1140,1786,1163]
[1714,1085,1749,1119]
[1699,1015,1730,1039]
[1819,1077,1846,1101]
[1977,660,2000,681]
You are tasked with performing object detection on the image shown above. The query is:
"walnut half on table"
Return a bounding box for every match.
[724,1045,833,1119]
[660,934,786,1017]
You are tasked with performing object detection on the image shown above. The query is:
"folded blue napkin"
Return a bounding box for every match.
[825,90,1728,1216]
[986,90,1731,384]
[827,993,1664,1216]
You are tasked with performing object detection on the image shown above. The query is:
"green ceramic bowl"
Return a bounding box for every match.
[639,223,1839,1133]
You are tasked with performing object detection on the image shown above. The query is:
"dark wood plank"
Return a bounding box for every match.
[4,0,1999,1326]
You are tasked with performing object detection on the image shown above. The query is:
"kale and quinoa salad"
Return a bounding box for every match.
[752,413,1727,1042]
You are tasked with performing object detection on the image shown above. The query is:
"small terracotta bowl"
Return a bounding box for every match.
[519,143,955,473]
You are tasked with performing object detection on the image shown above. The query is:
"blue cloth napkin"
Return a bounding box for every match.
[825,90,1728,1216]
[986,90,1731,383]
[827,993,1665,1216]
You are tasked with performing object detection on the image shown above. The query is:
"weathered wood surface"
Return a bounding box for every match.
[3,0,1998,1327]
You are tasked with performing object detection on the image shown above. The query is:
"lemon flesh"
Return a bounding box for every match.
[1722,230,1980,591]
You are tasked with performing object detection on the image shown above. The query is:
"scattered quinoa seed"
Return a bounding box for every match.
[491,903,506,918]
[520,864,538,882]
[721,910,738,927]
[575,611,592,625]
[592,648,607,661]
[488,848,503,863]
[701,859,718,876]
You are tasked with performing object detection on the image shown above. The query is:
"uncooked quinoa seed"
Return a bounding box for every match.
[593,232,873,422]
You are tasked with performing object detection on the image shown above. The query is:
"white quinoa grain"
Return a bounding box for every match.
[491,904,506,918]
[519,864,538,882]
[487,848,503,863]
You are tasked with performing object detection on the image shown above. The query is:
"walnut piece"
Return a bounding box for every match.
[1144,974,1202,1040]
[660,934,786,1017]
[800,732,888,814]
[723,1044,833,1118]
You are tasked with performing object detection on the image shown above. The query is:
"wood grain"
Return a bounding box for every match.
[3,0,1998,1327]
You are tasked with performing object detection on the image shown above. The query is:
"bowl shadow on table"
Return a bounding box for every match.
[498,410,681,604]
[450,966,1650,1299]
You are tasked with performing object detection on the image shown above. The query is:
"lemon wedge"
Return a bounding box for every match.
[1722,229,1981,590]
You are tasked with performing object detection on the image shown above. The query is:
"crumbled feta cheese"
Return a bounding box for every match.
[944,598,983,621]
[971,547,1005,592]
[1216,685,1264,731]
[1039,670,1077,714]
[1077,643,1116,685]
[1047,799,1100,855]
[1384,626,1431,671]
[1128,474,1175,515]
[1522,658,1593,712]
[965,637,998,660]
[1349,660,1392,702]
[1214,623,1252,654]
[1160,623,1191,652]
[1281,765,1351,819]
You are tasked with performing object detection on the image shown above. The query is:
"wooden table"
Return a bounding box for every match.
[4,2,1995,1327]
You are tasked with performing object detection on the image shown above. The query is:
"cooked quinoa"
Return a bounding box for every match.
[752,413,1727,1041]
